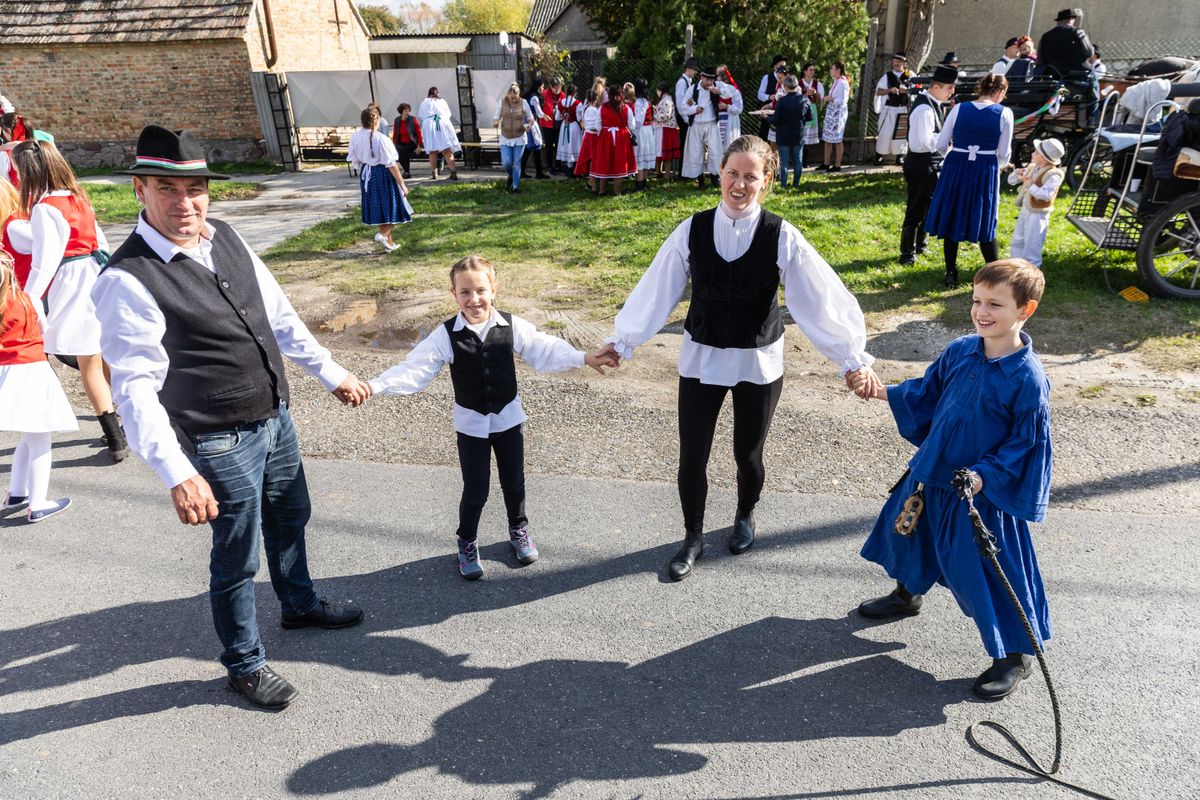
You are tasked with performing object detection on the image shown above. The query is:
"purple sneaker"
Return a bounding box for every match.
[509,523,539,565]
[457,536,483,580]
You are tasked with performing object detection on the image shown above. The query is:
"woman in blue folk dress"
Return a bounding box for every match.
[852,259,1053,701]
[348,106,412,252]
[924,73,1014,288]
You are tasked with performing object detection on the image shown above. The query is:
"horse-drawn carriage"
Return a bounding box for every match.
[1064,84,1200,299]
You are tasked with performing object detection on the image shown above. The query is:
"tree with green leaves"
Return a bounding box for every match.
[358,3,405,36]
[440,0,533,33]
[581,0,867,78]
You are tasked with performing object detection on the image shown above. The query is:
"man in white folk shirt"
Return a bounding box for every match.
[993,37,1021,75]
[674,57,700,163]
[681,66,727,189]
[900,64,958,265]
[873,52,912,166]
[92,126,370,711]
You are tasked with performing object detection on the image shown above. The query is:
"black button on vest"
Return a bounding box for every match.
[446,312,518,415]
[684,208,785,350]
[104,217,290,433]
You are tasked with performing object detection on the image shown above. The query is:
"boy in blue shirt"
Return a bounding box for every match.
[851,259,1053,700]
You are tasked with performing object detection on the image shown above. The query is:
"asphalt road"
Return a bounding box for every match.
[1,429,1197,800]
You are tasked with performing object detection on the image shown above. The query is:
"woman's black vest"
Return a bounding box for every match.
[684,208,785,349]
[445,312,519,415]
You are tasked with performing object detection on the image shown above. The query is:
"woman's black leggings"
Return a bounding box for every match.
[677,376,784,533]
[456,426,527,541]
[944,238,999,272]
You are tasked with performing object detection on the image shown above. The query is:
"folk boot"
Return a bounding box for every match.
[900,225,917,265]
[858,581,923,619]
[729,509,755,554]
[915,228,929,255]
[973,653,1034,700]
[668,528,704,582]
[97,411,129,463]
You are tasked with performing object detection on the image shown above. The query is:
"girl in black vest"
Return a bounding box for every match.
[602,135,880,581]
[364,256,617,580]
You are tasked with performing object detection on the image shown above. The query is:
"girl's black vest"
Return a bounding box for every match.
[445,312,519,415]
[684,208,785,349]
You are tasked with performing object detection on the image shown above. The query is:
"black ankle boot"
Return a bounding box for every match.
[729,509,755,554]
[945,267,959,289]
[858,581,923,619]
[900,225,917,265]
[973,653,1034,700]
[915,230,928,254]
[668,528,704,582]
[697,176,706,190]
[97,411,129,463]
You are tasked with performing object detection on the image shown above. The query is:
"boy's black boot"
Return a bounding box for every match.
[900,226,917,265]
[668,528,704,582]
[858,581,923,619]
[915,228,928,254]
[973,653,1034,700]
[729,508,755,554]
[97,411,129,463]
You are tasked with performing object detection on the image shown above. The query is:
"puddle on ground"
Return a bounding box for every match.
[358,326,429,350]
[320,299,377,332]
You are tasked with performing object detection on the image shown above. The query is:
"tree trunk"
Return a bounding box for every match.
[906,0,939,73]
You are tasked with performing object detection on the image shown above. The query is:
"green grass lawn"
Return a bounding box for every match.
[83,181,263,225]
[264,173,1200,370]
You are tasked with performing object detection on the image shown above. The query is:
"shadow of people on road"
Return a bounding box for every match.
[286,616,970,799]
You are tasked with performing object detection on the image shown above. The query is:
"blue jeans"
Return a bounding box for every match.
[186,404,319,677]
[500,143,525,189]
[778,144,803,186]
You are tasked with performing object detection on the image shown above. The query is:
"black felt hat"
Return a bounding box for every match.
[931,64,959,85]
[700,65,717,79]
[1055,8,1077,20]
[939,52,960,65]
[892,51,908,61]
[1006,36,1020,48]
[683,57,700,71]
[121,125,230,179]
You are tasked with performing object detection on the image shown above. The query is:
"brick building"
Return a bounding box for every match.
[0,0,371,167]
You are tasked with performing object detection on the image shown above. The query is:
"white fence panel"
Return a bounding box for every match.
[373,69,461,126]
[287,71,374,127]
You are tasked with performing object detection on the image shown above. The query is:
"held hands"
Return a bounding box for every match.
[333,374,372,407]
[171,474,219,525]
[585,343,622,374]
[845,366,885,400]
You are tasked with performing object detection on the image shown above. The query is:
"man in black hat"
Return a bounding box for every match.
[681,65,725,188]
[756,55,788,144]
[92,125,368,710]
[674,57,701,161]
[1036,8,1093,78]
[873,52,912,165]
[899,64,958,265]
[993,38,1021,75]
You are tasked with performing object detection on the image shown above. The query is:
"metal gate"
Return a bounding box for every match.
[251,72,301,171]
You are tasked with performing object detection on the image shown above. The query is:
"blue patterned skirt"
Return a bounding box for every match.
[359,164,413,226]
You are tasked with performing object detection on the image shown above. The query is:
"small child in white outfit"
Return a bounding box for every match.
[1008,138,1065,269]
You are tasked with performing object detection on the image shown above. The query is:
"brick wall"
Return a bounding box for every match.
[244,0,371,73]
[3,40,264,168]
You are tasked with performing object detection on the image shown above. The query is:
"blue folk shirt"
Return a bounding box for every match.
[887,332,1052,522]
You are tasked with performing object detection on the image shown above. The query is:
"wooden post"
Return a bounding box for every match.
[685,24,694,60]
[856,17,879,162]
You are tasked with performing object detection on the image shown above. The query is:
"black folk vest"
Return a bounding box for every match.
[684,208,785,349]
[445,312,519,415]
[104,218,290,433]
[885,71,910,108]
[906,92,946,147]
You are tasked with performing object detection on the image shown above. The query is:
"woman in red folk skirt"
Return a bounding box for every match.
[589,93,636,196]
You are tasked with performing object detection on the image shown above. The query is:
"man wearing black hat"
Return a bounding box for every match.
[674,57,701,161]
[91,125,368,710]
[873,52,912,165]
[1036,9,1093,78]
[681,66,724,188]
[900,64,958,265]
[756,55,788,144]
[993,38,1021,75]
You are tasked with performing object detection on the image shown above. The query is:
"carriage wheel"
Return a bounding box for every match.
[1136,192,1200,300]
[1065,134,1113,192]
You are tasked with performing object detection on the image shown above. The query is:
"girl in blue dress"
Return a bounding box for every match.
[851,259,1053,701]
[347,107,412,252]
[924,74,1014,288]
